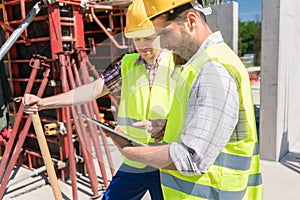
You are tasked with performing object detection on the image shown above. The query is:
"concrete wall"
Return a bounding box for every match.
[207,2,239,53]
[260,0,300,161]
[280,1,300,153]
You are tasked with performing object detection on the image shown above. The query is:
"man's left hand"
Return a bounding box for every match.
[101,127,131,148]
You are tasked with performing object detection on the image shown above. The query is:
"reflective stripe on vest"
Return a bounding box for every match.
[118,51,175,168]
[161,43,262,199]
[161,142,262,199]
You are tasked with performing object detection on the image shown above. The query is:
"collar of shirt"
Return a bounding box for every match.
[134,49,163,70]
[182,31,224,69]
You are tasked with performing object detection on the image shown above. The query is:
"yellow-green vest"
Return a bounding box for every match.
[161,43,263,200]
[118,51,175,168]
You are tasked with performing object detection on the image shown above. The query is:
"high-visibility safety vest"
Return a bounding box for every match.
[118,51,175,168]
[161,43,263,200]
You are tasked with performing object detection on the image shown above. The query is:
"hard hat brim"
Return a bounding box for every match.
[125,28,156,39]
[140,1,212,27]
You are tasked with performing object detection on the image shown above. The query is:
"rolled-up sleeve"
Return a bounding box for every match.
[169,61,239,175]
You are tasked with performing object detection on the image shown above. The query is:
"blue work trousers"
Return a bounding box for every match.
[102,163,163,200]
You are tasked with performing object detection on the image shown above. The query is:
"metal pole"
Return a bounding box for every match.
[59,53,100,197]
[0,57,43,181]
[90,7,127,49]
[59,53,79,200]
[7,166,47,187]
[0,0,46,60]
[71,53,110,187]
[0,58,50,199]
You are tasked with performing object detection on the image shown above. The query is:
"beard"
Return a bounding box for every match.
[171,28,200,66]
[173,53,188,66]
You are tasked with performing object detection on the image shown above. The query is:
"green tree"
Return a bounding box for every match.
[238,21,261,65]
[201,1,262,65]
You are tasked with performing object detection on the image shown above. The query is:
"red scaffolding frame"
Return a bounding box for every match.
[0,0,132,198]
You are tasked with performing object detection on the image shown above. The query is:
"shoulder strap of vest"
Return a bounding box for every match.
[121,53,140,76]
[184,43,225,73]
[205,43,244,67]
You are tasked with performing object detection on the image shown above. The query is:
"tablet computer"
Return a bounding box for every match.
[78,113,146,147]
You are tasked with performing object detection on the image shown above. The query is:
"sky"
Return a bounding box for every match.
[236,0,262,21]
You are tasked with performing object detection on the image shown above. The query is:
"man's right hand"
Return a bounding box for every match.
[22,94,41,114]
[133,119,166,143]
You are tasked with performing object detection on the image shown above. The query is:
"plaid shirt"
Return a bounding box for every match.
[101,51,162,93]
[169,32,240,175]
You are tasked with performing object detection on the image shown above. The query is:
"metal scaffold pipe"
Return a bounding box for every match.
[7,166,47,187]
[90,7,128,49]
[0,0,47,61]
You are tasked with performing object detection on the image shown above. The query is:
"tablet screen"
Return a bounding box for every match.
[78,113,146,147]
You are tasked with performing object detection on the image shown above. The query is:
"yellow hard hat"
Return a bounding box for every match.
[124,0,156,38]
[143,0,212,21]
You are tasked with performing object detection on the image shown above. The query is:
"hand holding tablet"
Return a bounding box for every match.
[78,113,146,147]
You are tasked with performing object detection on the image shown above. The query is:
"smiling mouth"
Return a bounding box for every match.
[139,48,152,52]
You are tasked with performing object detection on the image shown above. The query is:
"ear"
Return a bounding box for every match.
[184,12,197,32]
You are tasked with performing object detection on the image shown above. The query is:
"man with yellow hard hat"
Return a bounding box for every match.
[100,0,175,199]
[110,0,263,199]
[23,0,175,199]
